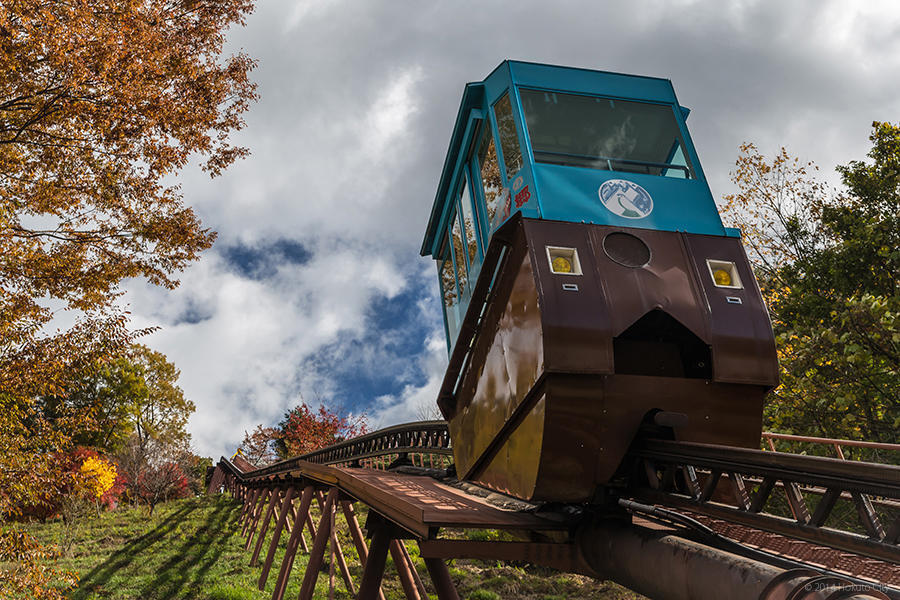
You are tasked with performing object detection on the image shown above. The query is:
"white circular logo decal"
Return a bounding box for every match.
[598,179,653,219]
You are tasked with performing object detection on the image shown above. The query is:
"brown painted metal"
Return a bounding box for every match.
[390,540,422,600]
[342,501,386,600]
[240,488,260,531]
[271,486,314,600]
[577,519,887,600]
[207,466,226,494]
[357,521,391,600]
[291,462,565,538]
[248,488,266,530]
[312,488,355,595]
[676,511,900,587]
[232,454,258,472]
[215,453,899,599]
[286,501,297,535]
[250,488,282,564]
[441,215,777,502]
[245,488,272,548]
[237,487,251,522]
[398,541,428,599]
[763,431,900,454]
[423,557,460,600]
[630,439,900,563]
[298,487,337,600]
[258,486,296,590]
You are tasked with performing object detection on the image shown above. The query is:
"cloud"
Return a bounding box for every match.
[120,0,900,458]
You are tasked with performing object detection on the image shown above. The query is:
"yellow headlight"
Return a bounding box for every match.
[552,256,572,273]
[713,269,732,286]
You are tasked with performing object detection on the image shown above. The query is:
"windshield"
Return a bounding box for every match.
[520,89,694,179]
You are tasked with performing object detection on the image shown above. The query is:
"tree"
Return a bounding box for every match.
[0,2,256,593]
[275,402,368,458]
[238,425,280,467]
[38,344,195,455]
[721,123,899,452]
[127,345,195,453]
[116,435,189,515]
[1,0,256,402]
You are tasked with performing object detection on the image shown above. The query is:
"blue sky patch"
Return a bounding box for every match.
[220,239,312,280]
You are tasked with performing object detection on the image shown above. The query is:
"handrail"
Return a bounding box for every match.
[761,431,900,460]
[240,420,453,479]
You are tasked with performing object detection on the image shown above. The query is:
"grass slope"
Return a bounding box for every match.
[19,495,644,599]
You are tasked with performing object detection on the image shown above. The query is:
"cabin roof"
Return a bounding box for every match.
[420,61,685,258]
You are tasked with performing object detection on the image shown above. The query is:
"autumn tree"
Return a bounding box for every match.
[722,123,899,452]
[273,402,368,458]
[0,2,256,593]
[238,425,280,467]
[0,0,256,400]
[116,435,189,515]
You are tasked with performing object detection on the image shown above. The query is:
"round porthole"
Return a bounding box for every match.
[603,232,651,268]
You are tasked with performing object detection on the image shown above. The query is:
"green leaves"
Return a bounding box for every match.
[725,124,900,455]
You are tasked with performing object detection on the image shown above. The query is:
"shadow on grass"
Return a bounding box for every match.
[72,498,240,600]
[138,498,242,599]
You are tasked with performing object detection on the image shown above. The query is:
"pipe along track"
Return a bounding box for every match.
[208,421,899,600]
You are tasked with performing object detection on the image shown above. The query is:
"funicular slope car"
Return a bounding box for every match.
[421,61,778,503]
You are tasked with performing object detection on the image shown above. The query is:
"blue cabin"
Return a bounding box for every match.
[421,60,732,352]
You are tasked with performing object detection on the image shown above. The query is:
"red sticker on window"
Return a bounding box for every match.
[514,185,530,208]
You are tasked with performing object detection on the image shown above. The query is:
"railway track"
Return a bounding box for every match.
[208,421,900,600]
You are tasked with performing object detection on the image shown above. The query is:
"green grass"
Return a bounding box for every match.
[14,495,644,599]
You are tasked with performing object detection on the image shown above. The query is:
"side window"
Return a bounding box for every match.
[459,175,480,287]
[493,92,523,180]
[475,121,507,242]
[438,236,460,343]
[450,208,468,298]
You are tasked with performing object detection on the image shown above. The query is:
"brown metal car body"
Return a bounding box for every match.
[441,215,778,503]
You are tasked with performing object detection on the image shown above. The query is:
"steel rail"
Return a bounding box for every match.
[762,432,900,452]
[632,439,900,497]
[221,423,900,564]
[627,438,900,564]
[238,420,452,480]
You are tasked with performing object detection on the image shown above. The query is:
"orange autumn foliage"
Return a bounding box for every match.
[0,2,257,596]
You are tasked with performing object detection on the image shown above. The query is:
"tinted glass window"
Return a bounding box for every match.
[476,123,507,238]
[439,239,460,342]
[493,92,523,180]
[450,209,467,296]
[460,177,480,276]
[520,90,694,179]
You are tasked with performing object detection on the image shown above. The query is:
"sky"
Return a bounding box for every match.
[123,0,900,459]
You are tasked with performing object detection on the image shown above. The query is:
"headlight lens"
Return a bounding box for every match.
[713,269,732,286]
[552,256,572,273]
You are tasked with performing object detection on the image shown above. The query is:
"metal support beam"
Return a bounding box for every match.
[241,488,262,533]
[250,488,282,564]
[299,487,337,600]
[245,488,272,548]
[271,486,314,600]
[389,540,422,600]
[357,521,391,600]
[423,557,460,600]
[397,541,428,599]
[342,501,386,600]
[258,486,295,590]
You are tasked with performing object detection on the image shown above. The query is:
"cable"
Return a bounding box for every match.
[617,498,900,595]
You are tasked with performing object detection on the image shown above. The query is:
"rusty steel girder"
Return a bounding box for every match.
[575,519,893,600]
